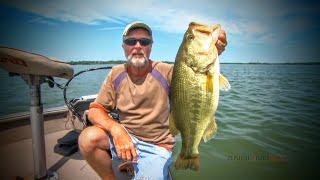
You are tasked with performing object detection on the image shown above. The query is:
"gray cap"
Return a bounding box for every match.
[122,21,152,39]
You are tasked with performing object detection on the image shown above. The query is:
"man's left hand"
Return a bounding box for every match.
[216,29,227,55]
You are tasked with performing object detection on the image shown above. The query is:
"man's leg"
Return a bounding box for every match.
[78,126,115,180]
[130,136,173,180]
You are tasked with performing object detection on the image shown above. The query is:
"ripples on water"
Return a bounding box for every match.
[1,64,319,179]
[174,64,320,179]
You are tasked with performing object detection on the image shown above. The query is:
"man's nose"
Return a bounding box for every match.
[134,41,142,48]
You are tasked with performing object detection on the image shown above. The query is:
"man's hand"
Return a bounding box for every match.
[216,29,227,55]
[110,123,138,162]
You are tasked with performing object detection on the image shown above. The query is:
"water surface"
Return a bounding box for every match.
[1,64,319,179]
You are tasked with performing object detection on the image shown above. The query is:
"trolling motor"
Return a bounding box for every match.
[0,46,115,179]
[0,46,73,179]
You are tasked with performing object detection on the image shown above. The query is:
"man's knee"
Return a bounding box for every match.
[78,126,109,154]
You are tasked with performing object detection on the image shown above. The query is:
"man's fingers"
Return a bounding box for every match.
[120,148,127,160]
[219,48,225,55]
[216,40,226,55]
[216,28,227,55]
[112,129,137,161]
[116,144,136,161]
[115,144,126,160]
[125,149,132,161]
[130,145,138,161]
[216,40,226,49]
[218,29,227,44]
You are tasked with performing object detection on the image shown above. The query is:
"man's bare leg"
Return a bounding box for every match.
[78,126,115,180]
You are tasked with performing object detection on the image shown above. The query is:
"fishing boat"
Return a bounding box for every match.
[0,47,138,179]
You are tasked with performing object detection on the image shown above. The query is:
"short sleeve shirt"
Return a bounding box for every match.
[94,60,175,148]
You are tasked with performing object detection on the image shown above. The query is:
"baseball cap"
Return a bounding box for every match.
[122,21,152,39]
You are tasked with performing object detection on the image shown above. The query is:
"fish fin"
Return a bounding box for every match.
[202,117,218,142]
[175,154,200,171]
[169,113,179,135]
[219,74,231,91]
[206,73,214,92]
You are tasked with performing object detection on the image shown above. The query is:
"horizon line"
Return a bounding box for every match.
[66,60,320,65]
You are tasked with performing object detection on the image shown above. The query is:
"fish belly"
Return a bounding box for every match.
[171,61,219,170]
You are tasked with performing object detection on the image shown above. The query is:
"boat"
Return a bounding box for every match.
[0,47,136,179]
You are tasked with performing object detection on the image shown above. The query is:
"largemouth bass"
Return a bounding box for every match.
[170,22,230,170]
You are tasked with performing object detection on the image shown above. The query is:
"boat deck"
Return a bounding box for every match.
[0,113,103,180]
[0,107,136,180]
[0,130,101,179]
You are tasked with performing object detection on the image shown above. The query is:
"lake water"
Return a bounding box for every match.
[0,64,319,179]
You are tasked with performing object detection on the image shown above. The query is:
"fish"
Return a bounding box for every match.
[170,22,231,170]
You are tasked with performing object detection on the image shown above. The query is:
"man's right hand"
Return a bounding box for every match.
[110,123,138,162]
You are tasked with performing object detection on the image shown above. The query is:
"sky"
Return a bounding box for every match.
[0,0,319,63]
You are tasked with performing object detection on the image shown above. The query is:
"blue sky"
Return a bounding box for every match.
[0,0,319,63]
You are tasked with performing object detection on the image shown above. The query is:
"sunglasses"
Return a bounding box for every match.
[123,38,153,46]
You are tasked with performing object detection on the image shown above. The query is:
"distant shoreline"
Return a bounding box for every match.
[222,62,320,65]
[68,60,127,65]
[68,60,320,65]
[68,60,175,65]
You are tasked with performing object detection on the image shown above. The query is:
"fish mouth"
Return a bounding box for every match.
[190,24,216,53]
[195,27,212,35]
[190,22,213,34]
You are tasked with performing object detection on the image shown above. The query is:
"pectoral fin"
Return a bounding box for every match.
[206,73,214,92]
[169,113,179,135]
[202,116,218,142]
[219,74,231,91]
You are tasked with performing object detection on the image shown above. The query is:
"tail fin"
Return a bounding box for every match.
[175,154,200,171]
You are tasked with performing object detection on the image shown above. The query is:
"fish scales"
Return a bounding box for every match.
[170,22,230,170]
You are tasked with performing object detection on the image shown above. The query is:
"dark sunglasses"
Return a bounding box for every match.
[123,38,153,46]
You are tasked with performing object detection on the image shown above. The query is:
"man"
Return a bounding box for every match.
[78,21,227,180]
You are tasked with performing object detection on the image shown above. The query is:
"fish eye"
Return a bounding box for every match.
[186,33,194,40]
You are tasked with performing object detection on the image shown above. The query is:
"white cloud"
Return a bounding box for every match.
[98,26,124,31]
[29,17,57,26]
[3,0,316,46]
[2,0,266,34]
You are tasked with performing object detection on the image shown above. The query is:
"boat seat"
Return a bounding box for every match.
[67,95,120,128]
[0,46,73,79]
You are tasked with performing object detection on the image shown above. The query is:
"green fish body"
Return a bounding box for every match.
[170,22,230,170]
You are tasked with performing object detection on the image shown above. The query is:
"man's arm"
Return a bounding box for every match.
[88,104,138,162]
[87,106,117,132]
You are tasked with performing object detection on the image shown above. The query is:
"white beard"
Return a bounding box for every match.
[127,53,148,67]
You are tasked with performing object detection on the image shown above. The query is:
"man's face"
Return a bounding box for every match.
[122,28,152,67]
